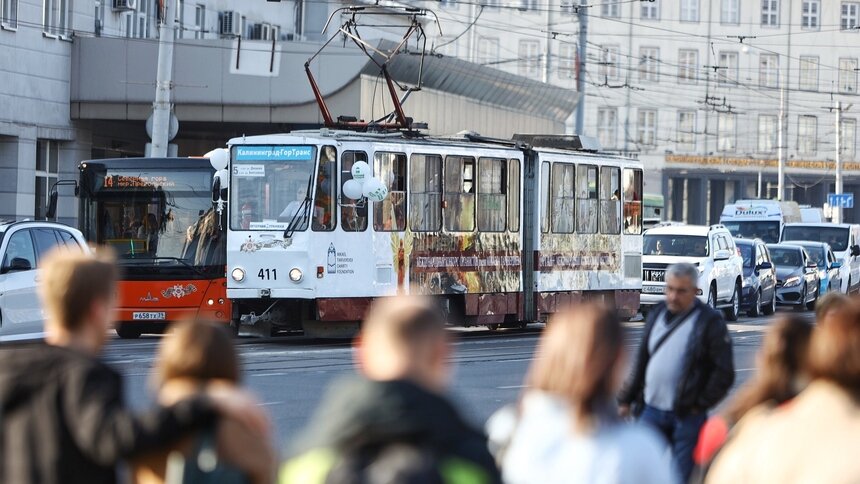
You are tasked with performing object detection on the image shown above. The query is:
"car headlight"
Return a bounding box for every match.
[231,267,246,282]
[289,268,303,282]
[783,276,801,288]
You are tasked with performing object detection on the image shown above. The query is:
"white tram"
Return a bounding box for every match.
[223,130,643,336]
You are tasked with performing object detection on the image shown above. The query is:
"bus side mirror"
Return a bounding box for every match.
[46,189,59,220]
[211,177,221,204]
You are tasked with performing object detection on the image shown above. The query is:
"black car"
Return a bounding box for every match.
[736,238,776,317]
[766,244,820,310]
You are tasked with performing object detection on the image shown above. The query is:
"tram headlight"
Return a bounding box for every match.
[289,268,303,282]
[231,267,246,282]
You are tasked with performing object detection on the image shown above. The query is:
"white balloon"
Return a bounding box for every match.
[207,148,229,171]
[350,161,370,184]
[214,169,230,189]
[342,179,364,200]
[363,178,389,202]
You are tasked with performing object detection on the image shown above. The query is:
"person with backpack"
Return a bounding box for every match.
[617,263,735,482]
[279,296,500,484]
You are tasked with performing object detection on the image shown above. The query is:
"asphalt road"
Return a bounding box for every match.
[102,309,804,451]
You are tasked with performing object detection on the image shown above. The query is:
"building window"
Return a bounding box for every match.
[680,0,699,22]
[477,37,499,66]
[518,40,540,77]
[801,1,820,29]
[444,156,476,232]
[762,0,779,26]
[677,111,696,152]
[717,113,736,152]
[373,152,407,232]
[637,109,657,146]
[43,0,71,36]
[841,118,857,159]
[641,0,659,20]
[721,0,739,24]
[409,154,442,232]
[758,115,777,153]
[520,0,537,11]
[550,163,575,233]
[678,49,698,84]
[799,56,819,91]
[194,4,205,39]
[558,43,576,79]
[798,116,817,155]
[597,107,617,149]
[718,51,739,84]
[842,2,860,30]
[598,45,620,80]
[759,54,779,88]
[477,158,507,232]
[639,47,660,82]
[839,58,858,93]
[35,140,59,220]
[2,0,18,29]
[601,0,620,18]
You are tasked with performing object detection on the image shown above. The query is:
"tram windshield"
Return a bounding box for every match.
[230,145,318,231]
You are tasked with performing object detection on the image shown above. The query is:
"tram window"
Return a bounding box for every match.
[340,151,368,232]
[313,146,337,231]
[444,156,476,232]
[540,162,550,233]
[478,158,507,232]
[600,166,621,234]
[409,154,442,232]
[576,165,598,234]
[551,162,575,234]
[373,152,407,232]
[623,168,643,234]
[508,159,520,232]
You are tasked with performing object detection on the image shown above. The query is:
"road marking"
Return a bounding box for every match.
[254,372,287,377]
[259,401,285,407]
[497,384,528,389]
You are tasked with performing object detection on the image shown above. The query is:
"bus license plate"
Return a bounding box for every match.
[642,285,665,294]
[132,312,166,320]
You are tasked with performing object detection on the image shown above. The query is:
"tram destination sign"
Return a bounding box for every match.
[235,145,314,161]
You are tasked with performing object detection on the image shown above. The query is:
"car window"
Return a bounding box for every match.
[770,247,802,267]
[739,244,754,268]
[32,228,62,260]
[2,230,37,272]
[55,230,82,251]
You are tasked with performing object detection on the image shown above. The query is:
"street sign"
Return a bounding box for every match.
[829,193,854,209]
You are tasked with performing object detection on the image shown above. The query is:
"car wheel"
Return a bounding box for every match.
[748,289,762,318]
[115,325,141,339]
[725,283,740,321]
[708,285,717,309]
[806,284,818,311]
[795,284,808,312]
[763,289,776,315]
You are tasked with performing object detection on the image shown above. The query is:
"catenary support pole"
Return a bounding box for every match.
[150,0,177,157]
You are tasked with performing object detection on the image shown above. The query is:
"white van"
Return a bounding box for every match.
[781,223,860,294]
[720,200,802,244]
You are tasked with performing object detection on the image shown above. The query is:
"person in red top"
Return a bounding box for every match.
[690,312,814,482]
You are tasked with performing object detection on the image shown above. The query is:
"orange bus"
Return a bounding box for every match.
[77,157,230,338]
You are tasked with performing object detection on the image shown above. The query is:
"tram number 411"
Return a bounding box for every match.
[258,268,277,280]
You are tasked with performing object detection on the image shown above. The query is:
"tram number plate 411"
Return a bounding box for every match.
[132,312,166,320]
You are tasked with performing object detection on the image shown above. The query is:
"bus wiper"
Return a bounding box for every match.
[283,195,312,239]
[149,257,206,277]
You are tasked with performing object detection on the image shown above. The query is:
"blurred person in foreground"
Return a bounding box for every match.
[617,263,734,482]
[279,296,500,484]
[133,319,275,484]
[706,294,860,483]
[0,250,267,484]
[487,304,676,484]
[690,314,813,482]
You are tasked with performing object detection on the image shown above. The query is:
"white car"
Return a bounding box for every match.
[0,221,89,342]
[641,224,745,321]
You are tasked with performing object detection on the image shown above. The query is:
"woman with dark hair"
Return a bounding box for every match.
[706,296,860,483]
[487,304,676,484]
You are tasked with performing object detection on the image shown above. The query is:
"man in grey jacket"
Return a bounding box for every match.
[618,263,735,482]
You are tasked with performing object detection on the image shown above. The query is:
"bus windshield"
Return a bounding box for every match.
[782,226,850,252]
[722,221,781,243]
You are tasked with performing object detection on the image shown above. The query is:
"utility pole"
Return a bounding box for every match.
[150,0,177,157]
[777,84,786,201]
[835,100,843,223]
[574,0,587,135]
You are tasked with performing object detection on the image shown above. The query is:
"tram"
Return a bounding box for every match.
[224,131,643,336]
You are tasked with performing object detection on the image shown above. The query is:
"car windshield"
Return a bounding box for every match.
[643,234,709,257]
[722,221,781,243]
[769,247,802,267]
[738,243,754,268]
[801,246,826,268]
[782,226,850,252]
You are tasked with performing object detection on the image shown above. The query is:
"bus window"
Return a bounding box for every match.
[600,166,621,234]
[409,154,442,232]
[576,164,598,233]
[341,151,368,232]
[508,159,520,232]
[373,152,407,232]
[540,162,550,233]
[313,146,337,231]
[551,162,575,234]
[478,157,507,232]
[623,168,643,234]
[444,156,476,232]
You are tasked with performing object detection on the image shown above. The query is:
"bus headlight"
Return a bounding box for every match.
[231,268,246,282]
[289,268,303,282]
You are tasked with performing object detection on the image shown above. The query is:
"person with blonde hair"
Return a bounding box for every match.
[489,304,676,484]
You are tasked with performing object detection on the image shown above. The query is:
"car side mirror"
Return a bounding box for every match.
[852,245,860,257]
[757,261,773,271]
[831,261,843,269]
[2,257,32,274]
[714,250,731,261]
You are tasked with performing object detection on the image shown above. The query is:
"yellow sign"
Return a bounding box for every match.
[666,155,860,171]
